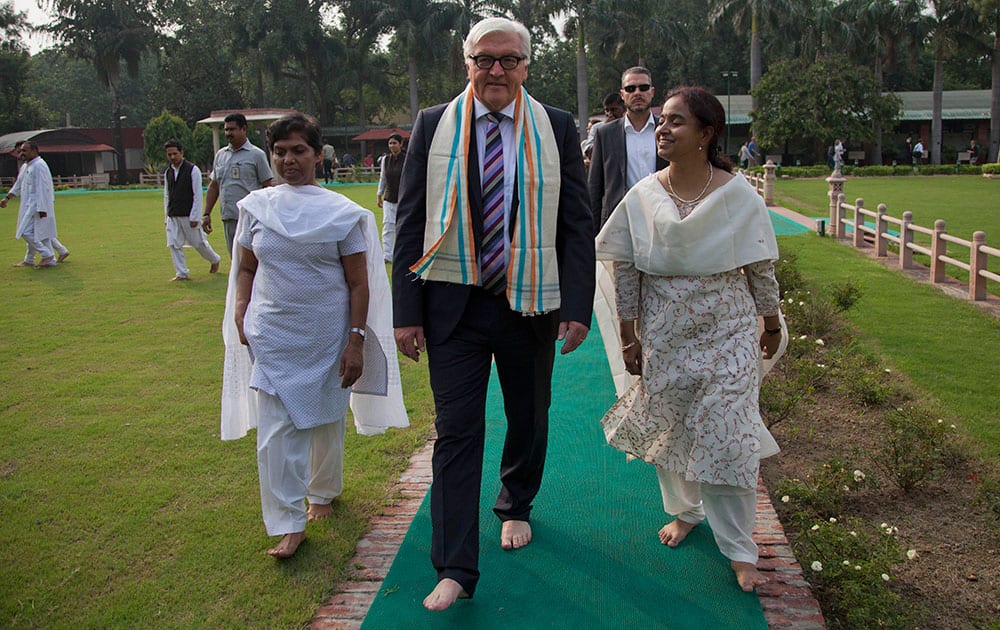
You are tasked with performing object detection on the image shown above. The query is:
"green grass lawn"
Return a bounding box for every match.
[0,184,434,628]
[773,175,1000,294]
[1,182,997,627]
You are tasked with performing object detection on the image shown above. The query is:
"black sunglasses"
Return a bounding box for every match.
[468,54,526,70]
[622,84,652,93]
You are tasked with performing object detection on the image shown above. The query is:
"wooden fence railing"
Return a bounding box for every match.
[2,174,110,189]
[832,192,999,301]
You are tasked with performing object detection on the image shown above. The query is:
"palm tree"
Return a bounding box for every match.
[926,0,980,164]
[708,0,806,112]
[376,0,461,123]
[44,0,159,184]
[971,0,1000,162]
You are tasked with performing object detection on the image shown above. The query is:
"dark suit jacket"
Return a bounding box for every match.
[588,117,668,234]
[393,101,595,346]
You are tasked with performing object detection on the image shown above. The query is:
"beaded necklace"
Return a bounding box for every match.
[666,165,713,214]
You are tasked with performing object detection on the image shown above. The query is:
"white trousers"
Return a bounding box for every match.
[20,222,53,260]
[381,201,397,262]
[24,237,68,263]
[656,467,759,564]
[256,391,345,536]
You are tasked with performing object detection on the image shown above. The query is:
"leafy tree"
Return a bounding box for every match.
[925,0,981,164]
[751,55,901,164]
[190,123,215,170]
[0,2,51,134]
[43,0,161,183]
[143,109,192,171]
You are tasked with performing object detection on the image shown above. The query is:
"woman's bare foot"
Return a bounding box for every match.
[500,520,532,550]
[307,502,333,521]
[267,532,305,559]
[658,519,696,547]
[732,561,768,591]
[422,578,469,611]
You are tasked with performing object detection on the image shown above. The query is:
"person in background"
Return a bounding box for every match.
[2,141,70,266]
[376,133,406,263]
[221,112,407,559]
[392,17,594,611]
[162,140,221,281]
[322,142,339,184]
[203,113,274,256]
[596,86,783,594]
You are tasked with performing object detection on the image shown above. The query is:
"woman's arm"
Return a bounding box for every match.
[745,260,782,359]
[235,246,258,345]
[614,261,642,375]
[340,251,369,388]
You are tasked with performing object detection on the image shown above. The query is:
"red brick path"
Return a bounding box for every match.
[309,438,825,629]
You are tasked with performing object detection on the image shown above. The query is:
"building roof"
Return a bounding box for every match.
[196,108,300,126]
[352,127,411,141]
[719,89,990,125]
[0,128,117,153]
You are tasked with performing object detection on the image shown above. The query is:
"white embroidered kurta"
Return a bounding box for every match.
[595,174,782,490]
[16,157,56,242]
[220,184,408,439]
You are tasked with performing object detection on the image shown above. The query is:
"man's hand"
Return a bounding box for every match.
[38,211,47,218]
[189,220,198,228]
[339,338,364,388]
[0,198,8,208]
[557,320,588,355]
[202,215,213,234]
[394,326,426,362]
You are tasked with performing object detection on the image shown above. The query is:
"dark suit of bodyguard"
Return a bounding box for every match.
[392,17,595,611]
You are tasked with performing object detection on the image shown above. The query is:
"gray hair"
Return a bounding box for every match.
[463,17,531,65]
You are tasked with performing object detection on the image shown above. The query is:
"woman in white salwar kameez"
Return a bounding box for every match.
[595,87,783,592]
[222,113,407,559]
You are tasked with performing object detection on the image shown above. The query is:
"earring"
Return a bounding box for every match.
[699,146,703,151]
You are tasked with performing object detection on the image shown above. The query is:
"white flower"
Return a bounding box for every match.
[880,522,888,529]
[950,424,956,429]
[881,573,890,582]
[811,561,823,572]
[799,334,808,340]
[781,495,790,503]
[811,524,821,531]
[853,470,865,482]
[829,517,837,523]
[816,363,827,368]
[855,565,862,571]
[849,531,857,537]
[938,419,944,424]
[799,301,805,306]
[842,485,850,492]
[815,339,825,346]
[884,368,891,373]
[842,560,850,566]
[907,549,918,560]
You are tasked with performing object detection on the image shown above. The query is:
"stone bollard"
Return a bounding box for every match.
[930,220,947,283]
[970,231,987,300]
[826,169,846,238]
[763,160,776,206]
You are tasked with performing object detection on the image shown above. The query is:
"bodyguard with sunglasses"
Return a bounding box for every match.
[588,66,668,234]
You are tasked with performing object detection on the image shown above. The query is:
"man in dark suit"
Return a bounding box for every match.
[588,66,668,233]
[393,17,595,612]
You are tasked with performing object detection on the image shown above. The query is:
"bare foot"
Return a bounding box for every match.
[36,256,56,268]
[422,578,469,611]
[732,561,768,592]
[658,519,696,547]
[57,252,70,263]
[209,261,219,274]
[306,502,333,521]
[13,261,32,267]
[500,520,532,550]
[267,532,305,559]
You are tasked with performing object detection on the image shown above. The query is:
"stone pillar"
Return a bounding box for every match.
[900,211,914,269]
[853,198,866,248]
[970,231,987,300]
[763,160,776,206]
[875,204,888,257]
[930,220,947,283]
[826,170,846,238]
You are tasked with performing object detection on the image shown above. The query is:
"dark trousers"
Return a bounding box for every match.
[426,288,555,596]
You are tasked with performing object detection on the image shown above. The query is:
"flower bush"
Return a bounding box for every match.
[776,458,872,518]
[869,406,956,493]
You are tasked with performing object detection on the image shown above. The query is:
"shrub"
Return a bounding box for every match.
[773,250,805,295]
[761,373,814,428]
[781,289,841,340]
[869,406,954,493]
[973,472,1000,520]
[776,457,870,517]
[983,163,1000,175]
[827,280,862,312]
[792,516,913,629]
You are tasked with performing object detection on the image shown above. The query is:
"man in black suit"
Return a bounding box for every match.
[588,66,668,233]
[393,16,595,612]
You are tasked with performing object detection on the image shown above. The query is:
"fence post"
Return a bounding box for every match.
[875,204,888,257]
[836,193,847,239]
[970,231,987,300]
[827,170,846,238]
[900,211,914,269]
[763,160,776,206]
[930,220,947,283]
[853,198,866,247]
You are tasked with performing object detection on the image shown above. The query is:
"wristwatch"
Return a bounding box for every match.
[349,326,366,339]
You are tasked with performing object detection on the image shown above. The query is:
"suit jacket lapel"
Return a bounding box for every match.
[467,121,484,251]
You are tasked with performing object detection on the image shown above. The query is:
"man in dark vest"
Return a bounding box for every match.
[163,140,221,281]
[376,132,406,262]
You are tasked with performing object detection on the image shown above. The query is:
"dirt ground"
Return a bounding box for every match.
[761,394,1000,629]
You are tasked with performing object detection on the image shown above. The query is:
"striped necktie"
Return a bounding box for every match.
[481,112,506,295]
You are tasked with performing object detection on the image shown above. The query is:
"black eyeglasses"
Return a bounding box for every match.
[469,54,526,70]
[622,84,652,93]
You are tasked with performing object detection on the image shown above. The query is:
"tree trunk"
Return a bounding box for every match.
[110,80,128,185]
[408,56,419,125]
[575,21,588,138]
[990,28,1000,163]
[872,57,883,165]
[931,54,944,165]
[750,8,761,114]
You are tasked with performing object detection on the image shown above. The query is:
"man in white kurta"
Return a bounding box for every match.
[9,142,58,267]
[162,141,221,281]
